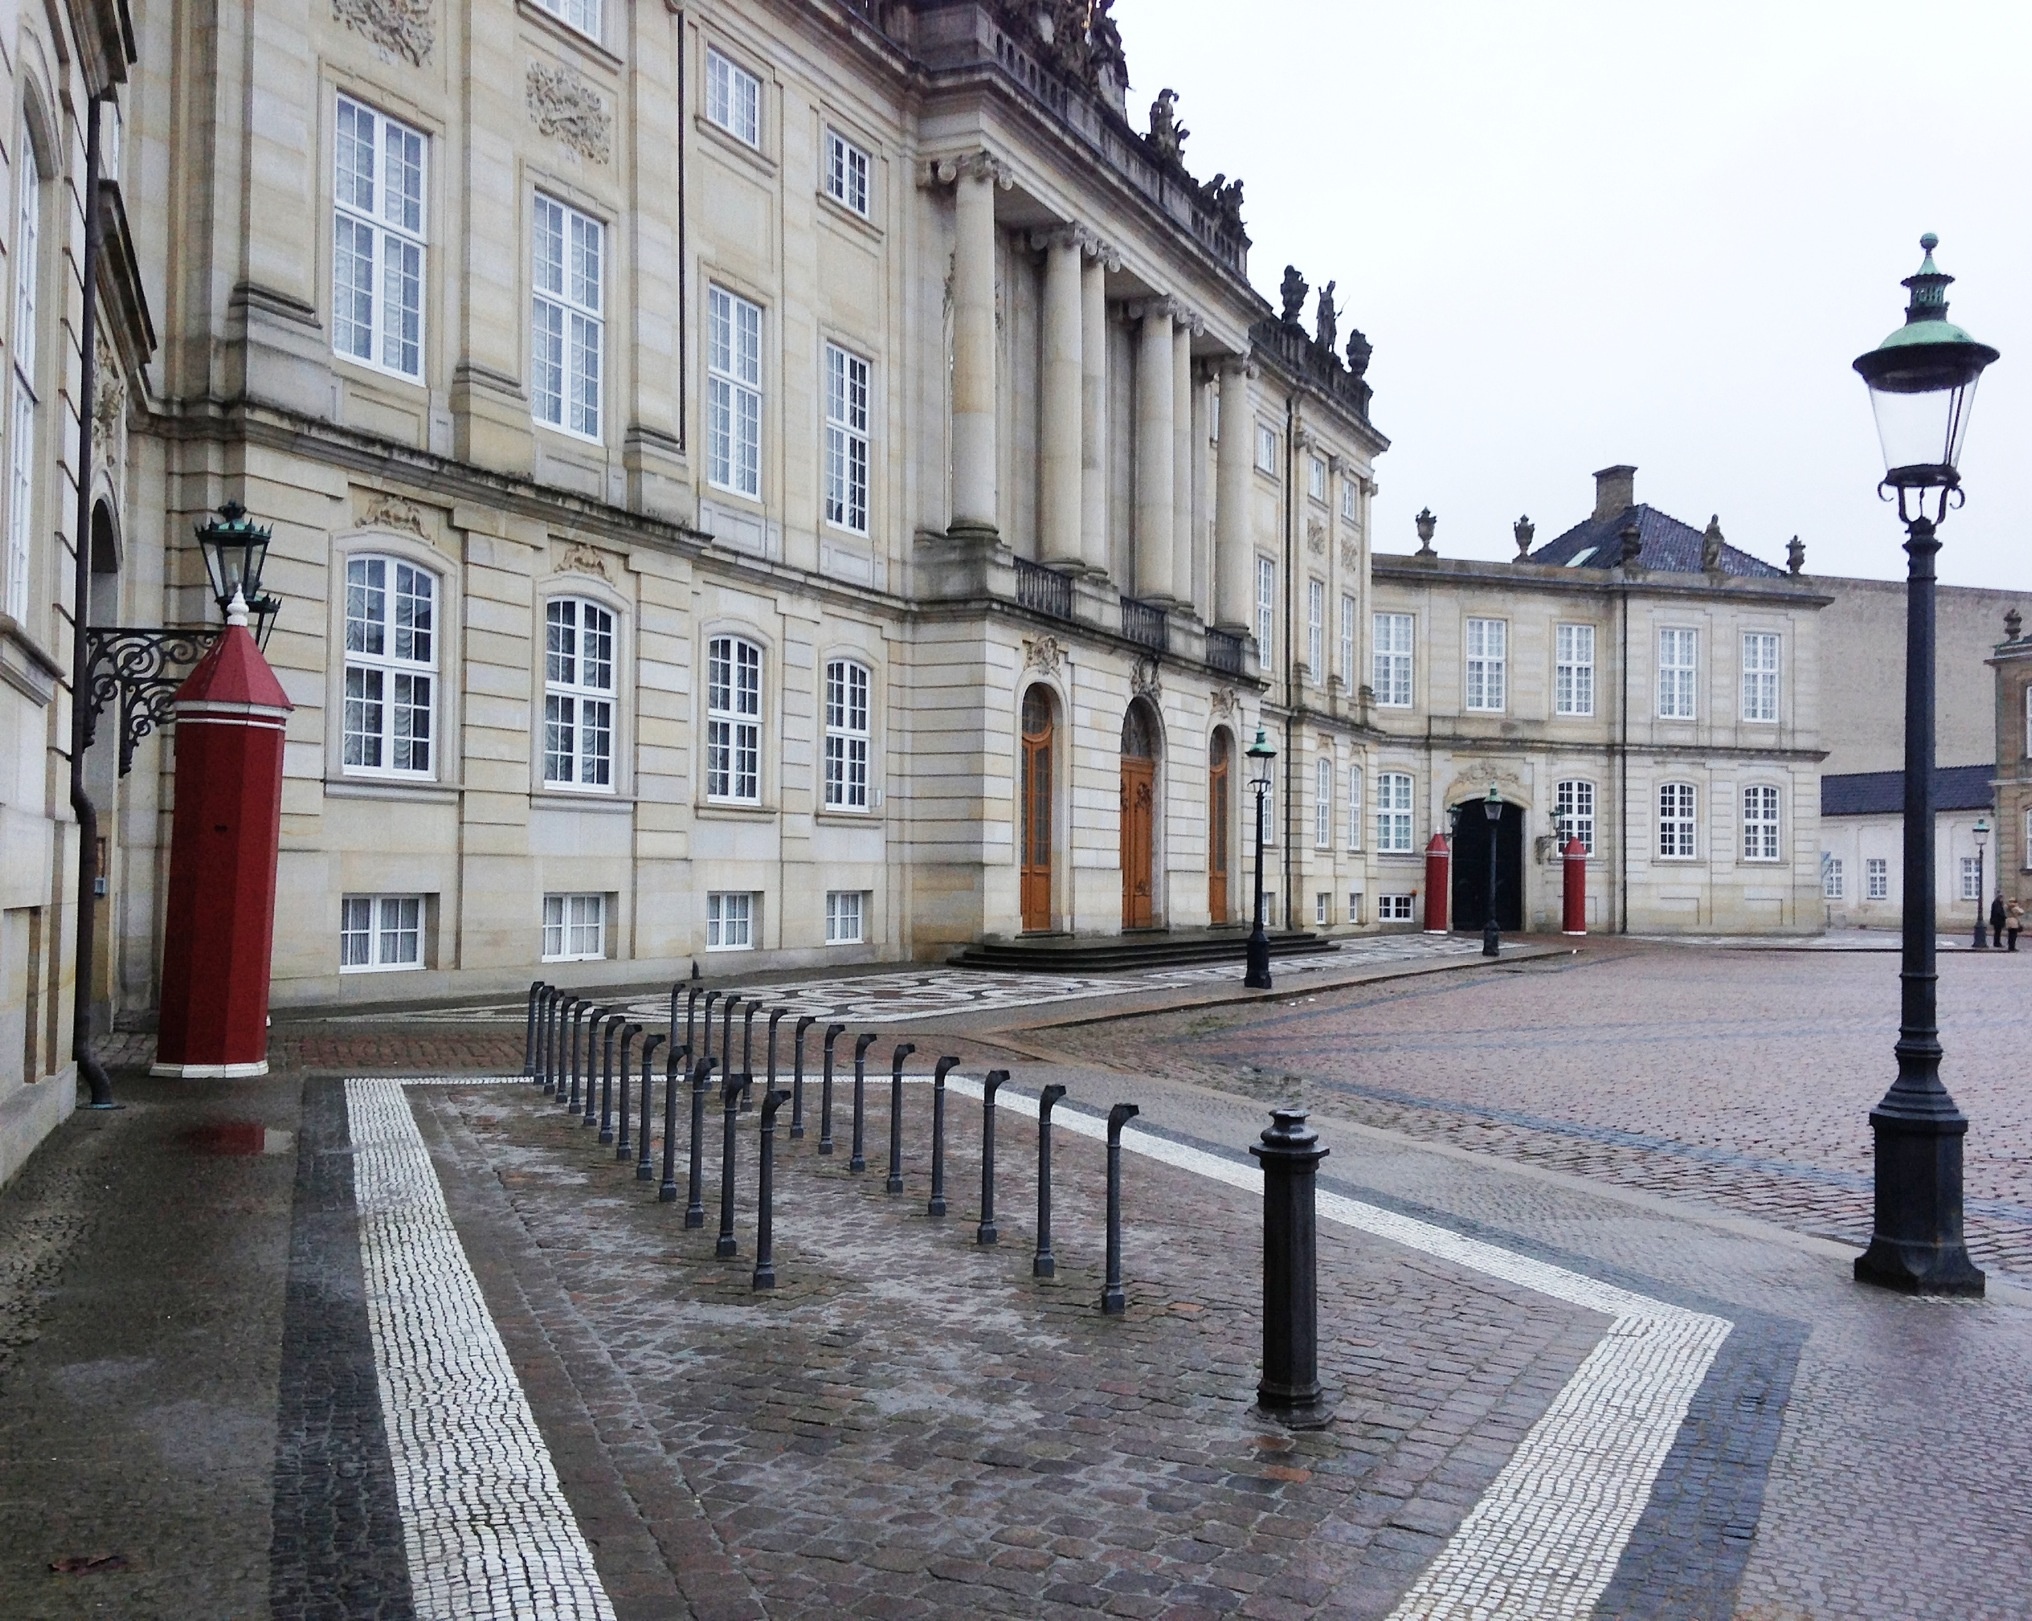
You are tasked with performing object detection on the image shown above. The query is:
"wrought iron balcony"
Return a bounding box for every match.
[1206,627,1246,674]
[1120,597,1167,653]
[1013,556,1075,621]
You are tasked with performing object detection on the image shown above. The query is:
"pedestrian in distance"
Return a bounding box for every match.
[2008,898,2024,953]
[1992,892,2008,948]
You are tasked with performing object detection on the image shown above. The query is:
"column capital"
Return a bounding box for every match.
[1128,296,1202,334]
[920,150,1017,190]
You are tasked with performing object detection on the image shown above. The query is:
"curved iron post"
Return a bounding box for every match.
[820,1023,846,1155]
[636,1032,665,1178]
[753,1088,792,1290]
[929,1057,959,1218]
[886,1043,917,1194]
[978,1070,1009,1246]
[615,1022,641,1156]
[791,1015,817,1139]
[1035,1084,1069,1279]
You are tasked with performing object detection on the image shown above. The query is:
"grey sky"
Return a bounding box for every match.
[1116,0,2030,589]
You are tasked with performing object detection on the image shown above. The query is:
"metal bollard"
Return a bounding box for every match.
[700,990,722,1070]
[929,1057,959,1218]
[766,1008,788,1120]
[543,987,563,1092]
[1102,1104,1141,1315]
[791,1015,817,1140]
[716,1068,751,1259]
[614,1023,641,1156]
[635,1033,664,1176]
[565,1000,589,1112]
[886,1043,917,1194]
[739,1003,759,1113]
[1251,1109,1334,1427]
[595,1011,622,1134]
[851,1032,879,1173]
[820,1023,846,1155]
[682,983,704,1065]
[685,1057,713,1227]
[720,995,742,1087]
[524,981,544,1078]
[753,1088,791,1291]
[978,1069,1009,1245]
[536,987,556,1092]
[577,1004,605,1119]
[1035,1084,1068,1279]
[549,990,571,1098]
[660,1055,704,1204]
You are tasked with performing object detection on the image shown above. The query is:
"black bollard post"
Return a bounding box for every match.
[565,1000,589,1112]
[886,1042,917,1194]
[536,987,556,1092]
[716,1068,751,1259]
[554,997,575,1104]
[596,1011,622,1135]
[753,1088,791,1291]
[615,1023,641,1156]
[524,981,544,1078]
[791,1015,817,1140]
[1251,1109,1334,1428]
[1035,1084,1067,1279]
[544,987,564,1092]
[851,1032,879,1173]
[585,1008,614,1127]
[685,1057,713,1227]
[700,990,722,1072]
[766,1008,788,1122]
[720,994,742,1089]
[635,1033,664,1175]
[661,1055,704,1204]
[683,983,704,1065]
[820,1023,846,1155]
[978,1069,1009,1245]
[929,1057,958,1218]
[1102,1104,1141,1316]
[739,1003,759,1113]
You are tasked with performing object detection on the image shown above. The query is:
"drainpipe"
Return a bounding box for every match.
[1282,389,1297,931]
[1619,577,1631,935]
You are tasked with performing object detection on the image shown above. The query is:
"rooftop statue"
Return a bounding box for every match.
[1279,265,1309,325]
[1702,516,1725,572]
[1314,281,1338,356]
[1149,88,1189,163]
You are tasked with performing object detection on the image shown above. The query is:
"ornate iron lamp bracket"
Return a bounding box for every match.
[83,627,218,776]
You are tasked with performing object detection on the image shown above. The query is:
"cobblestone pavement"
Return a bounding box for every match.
[1043,940,2032,1281]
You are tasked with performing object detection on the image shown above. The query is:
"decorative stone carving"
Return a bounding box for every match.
[1196,173,1245,235]
[1414,507,1438,557]
[333,0,434,66]
[1513,515,1536,560]
[1210,686,1239,718]
[90,331,126,471]
[527,63,611,164]
[1344,328,1373,380]
[1314,281,1338,355]
[556,541,613,581]
[1130,655,1162,699]
[358,492,427,537]
[1339,539,1360,573]
[1788,535,1807,576]
[1306,519,1326,557]
[1279,265,1308,325]
[1148,88,1188,164]
[922,151,1016,191]
[1701,515,1725,572]
[1023,635,1065,676]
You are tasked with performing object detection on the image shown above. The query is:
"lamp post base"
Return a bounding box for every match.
[1854,1106,1985,1296]
[1482,924,1500,959]
[1244,931,1273,990]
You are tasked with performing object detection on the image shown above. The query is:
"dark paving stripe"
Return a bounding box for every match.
[269,1078,415,1621]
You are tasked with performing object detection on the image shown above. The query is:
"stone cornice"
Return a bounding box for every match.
[1370,553,1835,610]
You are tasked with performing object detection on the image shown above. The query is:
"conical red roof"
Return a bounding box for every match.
[173,623,293,711]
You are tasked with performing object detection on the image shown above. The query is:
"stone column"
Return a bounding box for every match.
[950,157,1000,538]
[1190,367,1212,619]
[1040,229,1084,567]
[1134,304,1175,601]
[1215,357,1253,628]
[1080,249,1109,575]
[1171,315,1196,607]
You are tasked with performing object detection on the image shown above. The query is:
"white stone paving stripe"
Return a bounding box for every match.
[346,1076,617,1621]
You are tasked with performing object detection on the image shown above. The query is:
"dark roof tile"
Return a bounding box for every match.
[1529,504,1785,577]
[1822,765,1995,817]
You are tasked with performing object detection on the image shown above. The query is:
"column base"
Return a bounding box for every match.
[1255,1386,1337,1431]
[1854,1104,1986,1296]
[149,1058,271,1079]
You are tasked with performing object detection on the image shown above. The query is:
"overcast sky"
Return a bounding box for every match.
[1115,0,2031,590]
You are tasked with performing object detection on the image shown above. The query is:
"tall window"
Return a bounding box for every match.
[1555,779,1595,854]
[1658,628,1698,720]
[1866,857,1889,900]
[1314,754,1332,848]
[1339,594,1356,685]
[824,343,869,532]
[1255,558,1276,659]
[531,195,603,439]
[1377,771,1414,854]
[1743,784,1781,860]
[1556,623,1595,718]
[1306,579,1325,677]
[1960,856,1982,903]
[542,893,606,962]
[706,635,762,803]
[1373,613,1413,708]
[1341,480,1357,522]
[535,0,600,38]
[1658,782,1697,859]
[1254,423,1276,473]
[340,895,424,971]
[1347,765,1363,850]
[344,556,436,775]
[544,598,615,789]
[824,658,871,810]
[705,48,762,147]
[707,891,756,949]
[708,286,763,497]
[1465,618,1507,712]
[5,126,42,623]
[1823,856,1845,900]
[333,96,426,381]
[1308,456,1326,501]
[1742,632,1780,723]
[824,129,871,216]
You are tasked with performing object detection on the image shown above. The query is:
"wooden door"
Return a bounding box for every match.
[1208,731,1231,922]
[1121,760,1155,929]
[1020,690,1054,933]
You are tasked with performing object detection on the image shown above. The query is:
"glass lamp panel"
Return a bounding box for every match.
[1868,375,1979,482]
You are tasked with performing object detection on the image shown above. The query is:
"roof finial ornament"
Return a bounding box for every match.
[1513,515,1535,561]
[1344,327,1372,379]
[1701,515,1724,572]
[1787,535,1806,576]
[1279,265,1308,326]
[1414,507,1437,558]
[2006,607,2023,643]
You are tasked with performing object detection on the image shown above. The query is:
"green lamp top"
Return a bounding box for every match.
[1855,233,1998,391]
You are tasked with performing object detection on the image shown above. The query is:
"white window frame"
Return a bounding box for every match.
[1339,594,1357,686]
[1823,855,1845,901]
[1658,628,1699,721]
[1255,557,1276,660]
[1866,857,1890,901]
[543,596,616,791]
[1377,771,1414,855]
[1307,456,1327,502]
[706,634,763,804]
[1465,617,1507,713]
[1378,894,1415,922]
[1255,423,1277,474]
[5,123,43,623]
[343,555,437,778]
[531,194,604,440]
[706,891,756,950]
[1314,754,1332,849]
[332,95,427,383]
[1347,890,1364,924]
[824,128,871,217]
[705,47,762,148]
[1315,891,1332,926]
[340,894,425,972]
[826,890,867,945]
[542,893,607,962]
[823,342,870,533]
[1555,779,1595,855]
[707,285,764,498]
[1742,632,1781,723]
[534,0,600,40]
[1556,623,1595,718]
[1658,782,1697,860]
[1373,613,1413,708]
[1341,480,1357,522]
[1263,782,1277,847]
[1347,765,1363,851]
[824,657,872,811]
[1959,855,1983,904]
[1742,784,1782,861]
[1306,579,1325,677]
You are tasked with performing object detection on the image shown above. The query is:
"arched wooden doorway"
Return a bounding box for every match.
[1208,727,1233,922]
[1020,686,1055,933]
[1121,701,1160,930]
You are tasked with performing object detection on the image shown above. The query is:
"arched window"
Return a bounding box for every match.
[5,119,45,621]
[1122,700,1160,761]
[824,658,871,810]
[544,597,615,789]
[344,555,437,775]
[706,635,762,803]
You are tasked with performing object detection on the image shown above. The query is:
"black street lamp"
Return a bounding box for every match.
[1245,725,1276,989]
[1972,817,1991,950]
[1480,784,1502,959]
[1851,232,1996,1296]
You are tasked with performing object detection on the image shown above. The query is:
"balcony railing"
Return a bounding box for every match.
[1014,556,1074,621]
[1206,628,1246,674]
[1120,596,1168,652]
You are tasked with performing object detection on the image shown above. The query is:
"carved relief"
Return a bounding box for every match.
[527,63,612,164]
[556,541,613,581]
[357,492,428,537]
[1306,518,1327,557]
[90,331,126,472]
[1209,686,1239,718]
[1339,539,1360,572]
[1023,635,1066,676]
[1131,655,1162,699]
[333,0,434,66]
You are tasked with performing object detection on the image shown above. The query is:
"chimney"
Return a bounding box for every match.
[1593,464,1637,522]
